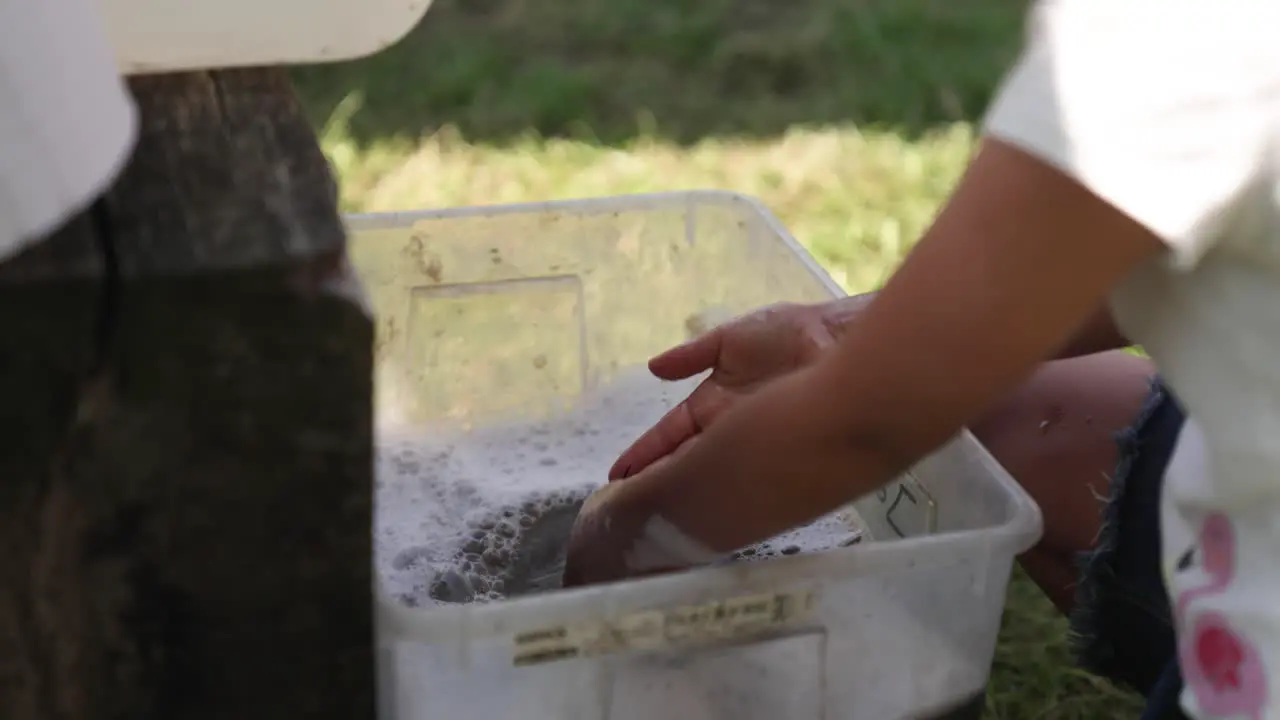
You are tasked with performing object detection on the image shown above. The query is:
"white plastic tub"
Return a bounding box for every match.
[349,191,1042,720]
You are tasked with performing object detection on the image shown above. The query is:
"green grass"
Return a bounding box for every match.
[293,0,1146,715]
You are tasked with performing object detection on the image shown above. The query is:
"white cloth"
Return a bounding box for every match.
[0,0,137,261]
[985,1,1280,717]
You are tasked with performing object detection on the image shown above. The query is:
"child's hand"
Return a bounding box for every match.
[567,362,870,587]
[610,302,839,480]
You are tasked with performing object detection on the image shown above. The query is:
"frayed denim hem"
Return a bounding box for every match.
[1068,376,1166,677]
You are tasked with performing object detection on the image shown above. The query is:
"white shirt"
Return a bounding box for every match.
[985,1,1280,717]
[0,0,137,262]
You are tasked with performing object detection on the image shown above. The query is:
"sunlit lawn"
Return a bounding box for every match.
[294,0,1145,715]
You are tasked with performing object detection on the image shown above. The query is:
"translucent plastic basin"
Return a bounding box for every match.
[349,191,1042,720]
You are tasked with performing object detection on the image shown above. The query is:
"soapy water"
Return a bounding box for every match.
[376,368,866,608]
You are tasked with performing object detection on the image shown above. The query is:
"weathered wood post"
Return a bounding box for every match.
[0,68,376,718]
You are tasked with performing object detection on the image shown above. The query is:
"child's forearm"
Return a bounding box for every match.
[819,292,1130,361]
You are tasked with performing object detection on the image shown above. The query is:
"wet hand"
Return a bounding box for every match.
[610,302,839,481]
[571,362,884,588]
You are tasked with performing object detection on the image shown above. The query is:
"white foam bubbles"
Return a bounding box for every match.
[375,367,865,608]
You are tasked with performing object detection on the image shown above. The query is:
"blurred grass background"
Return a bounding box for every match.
[292,0,1146,716]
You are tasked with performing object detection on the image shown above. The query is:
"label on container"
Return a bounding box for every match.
[511,589,816,667]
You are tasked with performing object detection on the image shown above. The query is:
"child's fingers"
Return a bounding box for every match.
[609,381,734,481]
[608,399,699,480]
[648,328,723,380]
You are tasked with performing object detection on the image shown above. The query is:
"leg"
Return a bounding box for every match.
[971,350,1154,613]
[971,350,1189,714]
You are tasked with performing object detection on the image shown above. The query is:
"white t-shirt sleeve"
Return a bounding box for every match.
[0,0,137,263]
[983,0,1279,270]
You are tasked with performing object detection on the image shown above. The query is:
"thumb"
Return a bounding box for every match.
[649,328,723,380]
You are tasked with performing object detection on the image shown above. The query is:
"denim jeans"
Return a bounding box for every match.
[1071,378,1188,719]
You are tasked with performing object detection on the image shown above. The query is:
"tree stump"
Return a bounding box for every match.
[0,69,375,719]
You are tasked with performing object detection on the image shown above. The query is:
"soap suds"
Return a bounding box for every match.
[376,368,866,608]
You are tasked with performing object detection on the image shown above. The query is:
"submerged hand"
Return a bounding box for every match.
[568,361,887,588]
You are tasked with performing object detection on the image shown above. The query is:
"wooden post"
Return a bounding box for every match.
[0,69,375,719]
